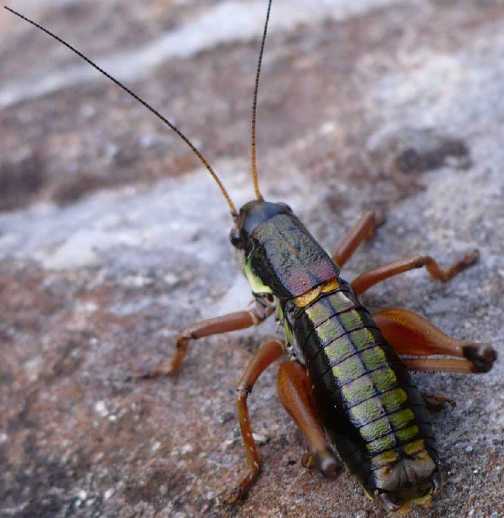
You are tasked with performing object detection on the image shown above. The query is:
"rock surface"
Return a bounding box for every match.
[1,1,503,517]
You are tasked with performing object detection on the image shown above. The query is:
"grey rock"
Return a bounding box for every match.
[0,1,503,517]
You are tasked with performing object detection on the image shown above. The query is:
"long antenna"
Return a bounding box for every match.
[4,6,238,217]
[250,0,272,201]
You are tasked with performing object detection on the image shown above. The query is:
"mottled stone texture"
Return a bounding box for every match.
[1,1,503,517]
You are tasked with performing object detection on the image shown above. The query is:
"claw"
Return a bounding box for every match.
[223,470,259,505]
[462,249,480,267]
[462,343,497,373]
[373,209,387,229]
[223,486,243,506]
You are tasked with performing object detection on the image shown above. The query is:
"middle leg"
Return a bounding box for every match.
[227,338,284,503]
[136,302,273,378]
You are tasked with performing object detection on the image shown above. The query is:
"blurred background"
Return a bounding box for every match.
[1,1,504,517]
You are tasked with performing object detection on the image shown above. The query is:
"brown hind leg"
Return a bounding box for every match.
[351,252,479,296]
[226,339,284,503]
[373,307,496,374]
[277,361,342,479]
[136,303,273,378]
[332,211,384,267]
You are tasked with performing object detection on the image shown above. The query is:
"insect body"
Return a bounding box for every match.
[232,200,441,511]
[6,0,497,513]
[153,197,495,514]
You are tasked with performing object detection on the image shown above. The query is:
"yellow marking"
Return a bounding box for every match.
[370,367,397,392]
[396,425,419,442]
[324,335,353,363]
[360,418,391,441]
[341,376,375,405]
[381,388,408,412]
[332,356,366,385]
[306,302,332,326]
[317,318,345,344]
[350,398,385,423]
[293,279,340,307]
[402,439,425,455]
[339,309,363,330]
[294,285,322,307]
[244,258,273,295]
[403,439,425,455]
[389,408,415,429]
[361,346,387,371]
[275,302,283,321]
[366,434,396,453]
[321,278,340,293]
[351,327,376,350]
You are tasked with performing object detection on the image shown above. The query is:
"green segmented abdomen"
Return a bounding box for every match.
[287,284,434,484]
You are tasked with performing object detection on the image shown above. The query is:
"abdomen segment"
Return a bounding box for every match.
[286,281,435,489]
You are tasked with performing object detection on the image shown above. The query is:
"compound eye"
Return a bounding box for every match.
[256,292,275,307]
[264,293,274,304]
[229,228,244,249]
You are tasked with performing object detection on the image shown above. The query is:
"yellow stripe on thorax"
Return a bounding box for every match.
[293,278,340,308]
